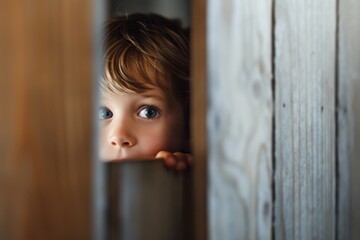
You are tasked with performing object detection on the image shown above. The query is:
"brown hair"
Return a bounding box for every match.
[101,13,190,102]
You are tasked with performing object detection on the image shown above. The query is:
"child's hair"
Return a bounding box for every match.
[101,13,190,146]
[102,13,189,105]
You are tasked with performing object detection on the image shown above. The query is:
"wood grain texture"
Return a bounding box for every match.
[274,1,336,239]
[191,0,208,239]
[338,0,360,239]
[0,0,93,239]
[207,0,273,239]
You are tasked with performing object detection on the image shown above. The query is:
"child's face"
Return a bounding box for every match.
[99,87,187,161]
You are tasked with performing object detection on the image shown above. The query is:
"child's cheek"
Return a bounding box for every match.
[140,129,175,157]
[141,135,168,157]
[138,116,186,157]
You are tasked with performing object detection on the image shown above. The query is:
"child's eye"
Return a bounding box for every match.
[99,107,113,120]
[138,106,160,119]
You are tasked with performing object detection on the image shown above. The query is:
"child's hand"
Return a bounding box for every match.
[155,151,193,171]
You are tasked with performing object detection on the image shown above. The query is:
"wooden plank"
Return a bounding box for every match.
[105,161,184,240]
[207,0,273,239]
[191,0,208,239]
[338,0,360,239]
[274,1,336,239]
[0,0,93,239]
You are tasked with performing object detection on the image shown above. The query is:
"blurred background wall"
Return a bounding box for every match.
[108,0,190,26]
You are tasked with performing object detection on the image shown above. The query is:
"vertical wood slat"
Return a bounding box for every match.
[274,1,336,239]
[0,0,94,239]
[191,0,208,239]
[207,0,273,239]
[338,0,360,239]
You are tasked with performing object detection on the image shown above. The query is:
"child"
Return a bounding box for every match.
[99,13,192,171]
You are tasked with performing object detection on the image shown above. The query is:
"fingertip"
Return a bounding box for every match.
[163,155,177,168]
[155,151,167,159]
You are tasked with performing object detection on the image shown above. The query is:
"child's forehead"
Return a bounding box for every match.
[100,87,174,102]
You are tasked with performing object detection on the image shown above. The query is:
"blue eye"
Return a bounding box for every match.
[99,107,113,119]
[138,106,160,119]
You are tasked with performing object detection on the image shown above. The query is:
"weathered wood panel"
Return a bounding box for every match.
[274,1,336,239]
[0,0,94,239]
[207,0,273,239]
[338,0,360,239]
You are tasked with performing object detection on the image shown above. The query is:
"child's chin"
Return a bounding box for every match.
[100,157,155,162]
[99,152,158,162]
[99,157,128,162]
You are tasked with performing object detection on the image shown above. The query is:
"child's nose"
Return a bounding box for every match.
[110,135,135,147]
[109,119,136,147]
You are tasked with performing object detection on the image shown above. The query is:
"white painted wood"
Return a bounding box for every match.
[338,0,360,239]
[274,1,336,239]
[207,0,273,239]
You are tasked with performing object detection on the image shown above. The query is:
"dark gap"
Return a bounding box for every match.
[271,0,277,239]
[334,0,340,239]
[182,169,194,240]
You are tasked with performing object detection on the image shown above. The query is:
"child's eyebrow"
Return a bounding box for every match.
[140,93,166,101]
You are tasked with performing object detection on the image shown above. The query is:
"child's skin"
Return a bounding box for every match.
[99,13,193,171]
[99,88,193,170]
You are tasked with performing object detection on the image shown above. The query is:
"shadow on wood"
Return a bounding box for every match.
[106,160,190,240]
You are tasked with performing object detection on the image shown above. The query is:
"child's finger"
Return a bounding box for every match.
[174,152,193,166]
[173,152,187,162]
[156,151,176,168]
[175,161,187,171]
[173,152,190,170]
